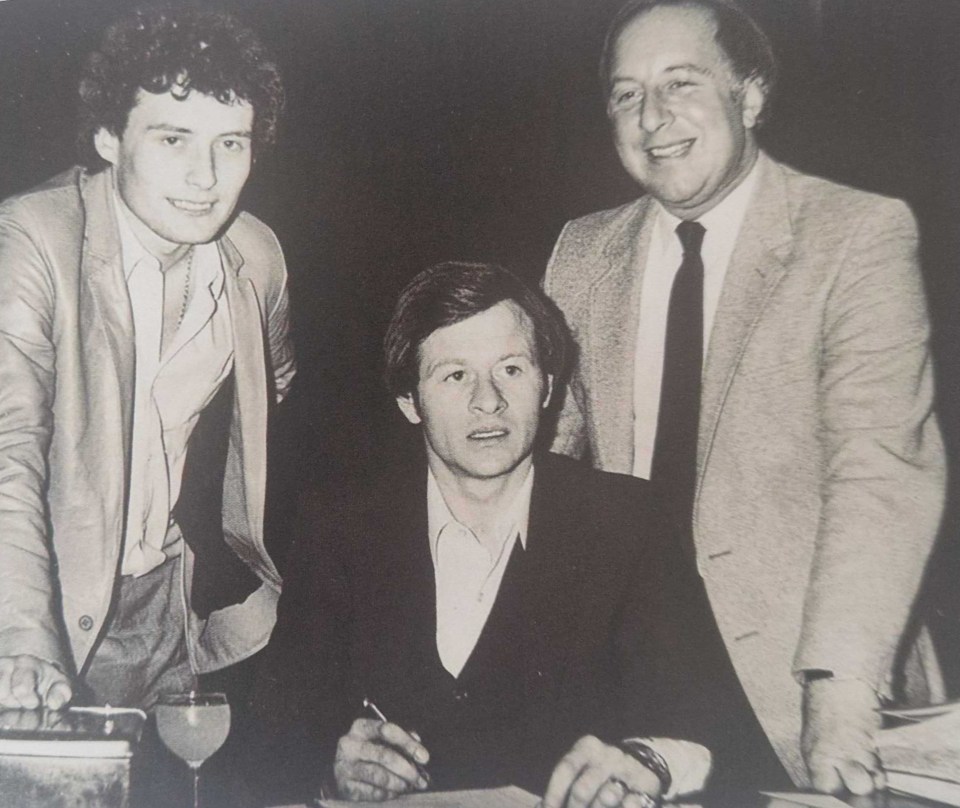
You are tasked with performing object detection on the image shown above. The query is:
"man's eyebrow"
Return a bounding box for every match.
[664,62,712,76]
[424,358,465,375]
[610,62,712,84]
[143,125,253,138]
[146,124,193,133]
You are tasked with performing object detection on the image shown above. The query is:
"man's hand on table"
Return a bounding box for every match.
[333,717,430,801]
[802,677,884,796]
[0,654,72,710]
[541,735,663,808]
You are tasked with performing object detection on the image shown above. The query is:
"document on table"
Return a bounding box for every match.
[271,784,541,808]
[760,793,851,808]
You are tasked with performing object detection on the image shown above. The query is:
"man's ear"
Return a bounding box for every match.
[93,127,120,166]
[740,77,766,129]
[396,393,422,425]
[541,374,555,410]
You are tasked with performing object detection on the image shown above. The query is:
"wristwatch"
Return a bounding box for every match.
[617,738,672,795]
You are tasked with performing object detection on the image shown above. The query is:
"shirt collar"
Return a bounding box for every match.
[427,463,534,564]
[112,186,159,281]
[653,154,762,254]
[111,178,225,299]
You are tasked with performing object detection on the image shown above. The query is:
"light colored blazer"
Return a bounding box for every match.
[544,153,946,783]
[0,167,295,679]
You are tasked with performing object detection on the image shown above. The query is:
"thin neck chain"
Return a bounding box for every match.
[176,247,194,331]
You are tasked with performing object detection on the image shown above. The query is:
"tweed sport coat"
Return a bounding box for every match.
[0,167,295,679]
[543,153,946,783]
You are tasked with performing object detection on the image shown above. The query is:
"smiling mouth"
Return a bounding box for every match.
[646,139,695,160]
[468,428,509,441]
[170,199,216,214]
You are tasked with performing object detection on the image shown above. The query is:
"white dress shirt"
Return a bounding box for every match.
[116,194,235,577]
[428,467,532,679]
[426,467,711,797]
[632,161,761,479]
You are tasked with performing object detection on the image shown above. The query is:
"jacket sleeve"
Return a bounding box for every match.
[262,228,296,404]
[0,210,70,670]
[543,222,589,461]
[793,197,946,692]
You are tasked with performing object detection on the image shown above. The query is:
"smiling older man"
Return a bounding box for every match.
[544,0,945,794]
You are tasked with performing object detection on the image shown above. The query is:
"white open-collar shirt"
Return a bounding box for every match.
[427,465,533,679]
[115,190,234,577]
[425,464,710,797]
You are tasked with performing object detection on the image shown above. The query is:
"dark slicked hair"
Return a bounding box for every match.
[78,6,284,168]
[599,0,777,122]
[384,262,573,399]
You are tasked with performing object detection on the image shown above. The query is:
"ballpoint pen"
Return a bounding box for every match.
[362,697,431,785]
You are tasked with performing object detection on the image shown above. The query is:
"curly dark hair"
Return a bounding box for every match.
[78,6,284,168]
[384,262,574,400]
[599,0,777,124]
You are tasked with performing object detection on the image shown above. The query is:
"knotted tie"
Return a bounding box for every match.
[651,220,705,545]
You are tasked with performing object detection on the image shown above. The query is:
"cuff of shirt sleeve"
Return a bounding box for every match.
[628,737,712,800]
[795,669,888,701]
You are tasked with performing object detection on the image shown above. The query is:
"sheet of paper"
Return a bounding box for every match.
[271,784,541,808]
[880,697,960,722]
[760,792,851,808]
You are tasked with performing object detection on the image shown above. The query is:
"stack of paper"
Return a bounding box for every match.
[879,699,960,806]
[317,785,539,808]
[270,784,541,808]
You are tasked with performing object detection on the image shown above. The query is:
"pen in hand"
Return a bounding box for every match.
[362,697,431,786]
[362,697,389,723]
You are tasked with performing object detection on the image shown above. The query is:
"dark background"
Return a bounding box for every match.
[1,0,958,686]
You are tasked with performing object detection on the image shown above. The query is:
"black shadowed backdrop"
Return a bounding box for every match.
[1,0,959,802]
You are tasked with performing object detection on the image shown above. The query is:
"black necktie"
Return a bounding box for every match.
[651,220,705,539]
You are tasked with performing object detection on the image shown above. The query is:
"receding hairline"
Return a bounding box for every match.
[609,3,733,75]
[602,0,769,96]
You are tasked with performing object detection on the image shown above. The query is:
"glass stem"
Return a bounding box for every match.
[191,763,201,808]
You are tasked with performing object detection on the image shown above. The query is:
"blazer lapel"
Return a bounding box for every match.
[588,198,658,473]
[698,155,794,478]
[219,236,270,544]
[521,457,591,674]
[79,170,135,446]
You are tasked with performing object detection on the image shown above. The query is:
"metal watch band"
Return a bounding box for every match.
[617,738,672,795]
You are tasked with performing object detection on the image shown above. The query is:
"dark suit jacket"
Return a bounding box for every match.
[250,451,784,803]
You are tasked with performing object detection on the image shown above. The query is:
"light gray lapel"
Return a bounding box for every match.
[698,156,794,475]
[79,170,135,434]
[220,235,268,529]
[588,197,657,473]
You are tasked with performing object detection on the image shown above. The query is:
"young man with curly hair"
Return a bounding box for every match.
[0,6,295,711]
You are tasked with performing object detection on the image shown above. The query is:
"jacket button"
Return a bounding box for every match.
[78,615,95,631]
[453,688,468,701]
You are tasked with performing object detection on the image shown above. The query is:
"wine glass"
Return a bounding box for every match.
[155,691,231,808]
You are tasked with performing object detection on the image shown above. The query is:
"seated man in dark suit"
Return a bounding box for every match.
[251,261,747,807]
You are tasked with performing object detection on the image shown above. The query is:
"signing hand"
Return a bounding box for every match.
[0,655,73,710]
[802,677,884,795]
[333,717,430,801]
[541,735,662,808]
